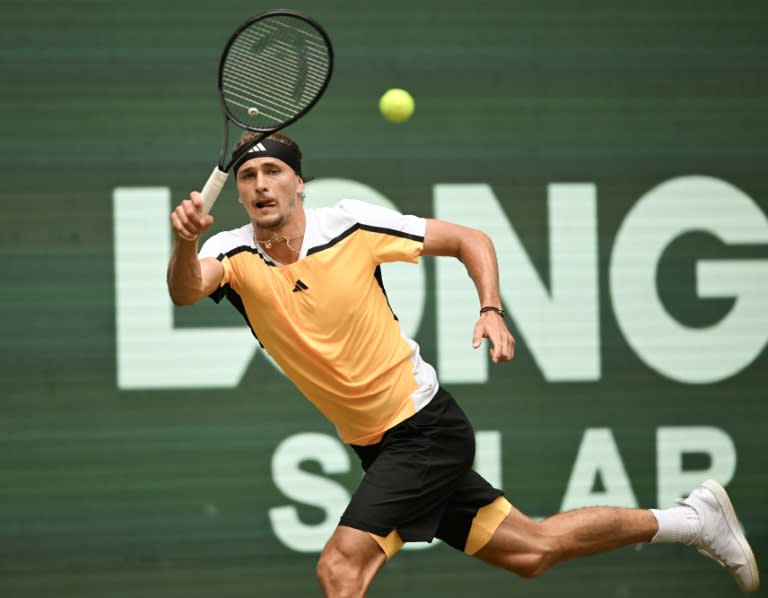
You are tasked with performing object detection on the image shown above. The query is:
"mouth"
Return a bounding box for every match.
[253,199,277,210]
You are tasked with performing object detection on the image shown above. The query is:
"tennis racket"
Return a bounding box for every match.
[200,9,334,215]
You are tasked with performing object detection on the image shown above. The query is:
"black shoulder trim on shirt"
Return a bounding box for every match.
[359,223,425,243]
[306,223,424,256]
[218,245,277,267]
[306,224,359,256]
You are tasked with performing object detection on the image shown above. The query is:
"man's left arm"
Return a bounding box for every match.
[422,219,515,363]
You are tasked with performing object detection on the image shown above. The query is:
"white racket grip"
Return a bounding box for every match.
[200,167,230,215]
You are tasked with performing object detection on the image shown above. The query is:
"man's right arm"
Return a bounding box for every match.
[167,192,224,306]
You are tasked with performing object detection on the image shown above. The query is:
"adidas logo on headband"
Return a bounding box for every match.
[246,143,267,153]
[232,139,303,177]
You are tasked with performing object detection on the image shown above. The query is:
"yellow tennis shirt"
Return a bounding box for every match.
[198,199,439,445]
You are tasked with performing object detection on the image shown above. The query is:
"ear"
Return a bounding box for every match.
[236,176,245,206]
[297,176,305,200]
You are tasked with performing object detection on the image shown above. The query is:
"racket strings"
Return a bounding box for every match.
[222,17,331,128]
[230,26,330,81]
[224,51,327,123]
[225,40,328,110]
[226,43,329,102]
[224,54,325,119]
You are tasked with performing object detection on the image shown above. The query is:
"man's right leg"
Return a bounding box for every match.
[473,480,759,594]
[662,479,760,594]
[474,500,657,578]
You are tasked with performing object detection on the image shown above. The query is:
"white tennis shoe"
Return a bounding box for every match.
[679,479,760,594]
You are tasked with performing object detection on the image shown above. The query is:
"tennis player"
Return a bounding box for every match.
[167,132,760,596]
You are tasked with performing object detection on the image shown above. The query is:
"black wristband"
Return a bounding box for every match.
[480,306,505,317]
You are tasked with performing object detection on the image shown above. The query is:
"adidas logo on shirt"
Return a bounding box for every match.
[292,280,309,293]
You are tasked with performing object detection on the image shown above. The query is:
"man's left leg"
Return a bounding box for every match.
[316,525,389,598]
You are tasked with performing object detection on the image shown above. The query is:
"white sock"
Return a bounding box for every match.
[649,506,701,544]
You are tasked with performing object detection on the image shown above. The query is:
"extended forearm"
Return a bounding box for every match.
[458,230,502,308]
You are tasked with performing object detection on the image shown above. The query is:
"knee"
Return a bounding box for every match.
[316,548,342,588]
[500,538,560,579]
[512,552,551,579]
[475,505,566,580]
[316,546,362,597]
[512,547,557,579]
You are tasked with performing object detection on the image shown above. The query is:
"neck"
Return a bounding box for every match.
[255,231,303,253]
[251,201,306,242]
[251,202,306,263]
[254,229,303,243]
[252,222,305,263]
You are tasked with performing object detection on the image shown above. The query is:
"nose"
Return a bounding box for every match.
[254,171,268,191]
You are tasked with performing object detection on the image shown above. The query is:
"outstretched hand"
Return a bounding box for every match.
[170,192,214,242]
[472,312,515,363]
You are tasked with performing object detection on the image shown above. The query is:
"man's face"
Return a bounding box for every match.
[236,157,304,230]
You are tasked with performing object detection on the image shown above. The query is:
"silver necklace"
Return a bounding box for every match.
[254,230,303,253]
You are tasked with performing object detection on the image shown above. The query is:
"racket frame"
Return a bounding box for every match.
[200,9,334,215]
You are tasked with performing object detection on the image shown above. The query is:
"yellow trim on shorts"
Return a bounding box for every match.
[369,530,405,560]
[464,496,512,555]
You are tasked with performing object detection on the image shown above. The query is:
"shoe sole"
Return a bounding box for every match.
[701,479,760,594]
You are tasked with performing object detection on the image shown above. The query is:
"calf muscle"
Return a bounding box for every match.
[475,505,657,578]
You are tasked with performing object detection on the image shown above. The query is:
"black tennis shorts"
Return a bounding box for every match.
[339,387,504,551]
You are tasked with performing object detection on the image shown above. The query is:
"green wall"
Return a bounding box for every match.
[1,1,766,596]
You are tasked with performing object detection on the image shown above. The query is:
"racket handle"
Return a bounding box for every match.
[200,167,230,215]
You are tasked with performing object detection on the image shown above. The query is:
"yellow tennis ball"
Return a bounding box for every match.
[379,88,415,123]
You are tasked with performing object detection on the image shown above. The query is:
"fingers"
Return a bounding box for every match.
[472,329,483,350]
[472,317,515,363]
[170,192,213,242]
[492,329,515,363]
